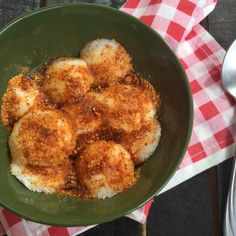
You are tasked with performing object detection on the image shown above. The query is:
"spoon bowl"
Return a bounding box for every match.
[222,40,236,99]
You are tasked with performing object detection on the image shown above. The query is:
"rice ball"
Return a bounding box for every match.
[120,120,161,164]
[61,93,104,136]
[10,162,69,194]
[91,84,157,132]
[9,109,76,167]
[80,39,133,86]
[1,74,43,129]
[122,75,161,119]
[75,140,137,199]
[43,57,94,104]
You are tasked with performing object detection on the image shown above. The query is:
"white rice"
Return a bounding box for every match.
[138,121,161,162]
[10,162,56,194]
[80,39,118,65]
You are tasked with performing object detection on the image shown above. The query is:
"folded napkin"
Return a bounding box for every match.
[1,0,235,235]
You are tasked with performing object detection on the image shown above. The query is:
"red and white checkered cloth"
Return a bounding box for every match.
[1,0,235,235]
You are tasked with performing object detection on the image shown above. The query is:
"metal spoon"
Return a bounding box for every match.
[222,39,236,236]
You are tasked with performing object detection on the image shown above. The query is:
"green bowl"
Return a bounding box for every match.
[0,4,193,226]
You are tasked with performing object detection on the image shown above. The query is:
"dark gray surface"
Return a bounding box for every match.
[47,0,125,8]
[47,0,113,7]
[0,1,235,236]
[208,0,236,50]
[80,217,141,236]
[208,1,235,234]
[0,0,40,27]
[148,170,215,236]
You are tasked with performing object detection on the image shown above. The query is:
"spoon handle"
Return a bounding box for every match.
[224,145,236,236]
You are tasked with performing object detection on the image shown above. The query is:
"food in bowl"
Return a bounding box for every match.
[80,39,133,86]
[43,57,94,104]
[1,39,161,199]
[1,74,45,129]
[75,140,136,199]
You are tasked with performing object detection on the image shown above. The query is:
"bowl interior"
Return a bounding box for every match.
[0,4,193,226]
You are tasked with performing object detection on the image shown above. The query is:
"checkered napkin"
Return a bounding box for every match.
[1,0,235,235]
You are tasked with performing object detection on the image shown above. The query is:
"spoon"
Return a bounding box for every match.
[222,39,236,236]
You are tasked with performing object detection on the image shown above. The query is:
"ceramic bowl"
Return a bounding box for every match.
[0,4,193,226]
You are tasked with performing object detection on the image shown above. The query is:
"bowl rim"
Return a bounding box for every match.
[0,3,193,226]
